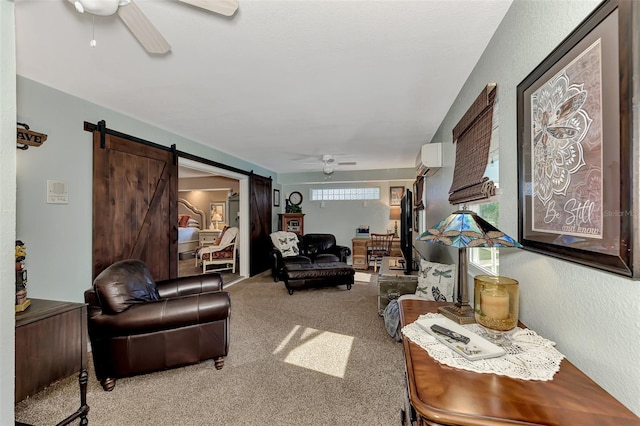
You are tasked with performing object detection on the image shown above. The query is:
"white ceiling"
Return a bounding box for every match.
[15,0,512,175]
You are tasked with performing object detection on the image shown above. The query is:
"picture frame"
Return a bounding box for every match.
[516,0,637,277]
[273,189,280,207]
[390,186,405,206]
[209,202,226,230]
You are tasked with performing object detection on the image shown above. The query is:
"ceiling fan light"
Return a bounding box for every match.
[69,0,121,16]
[323,164,334,175]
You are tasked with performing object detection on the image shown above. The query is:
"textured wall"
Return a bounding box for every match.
[423,0,640,415]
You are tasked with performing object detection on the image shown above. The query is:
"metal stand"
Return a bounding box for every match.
[438,247,476,324]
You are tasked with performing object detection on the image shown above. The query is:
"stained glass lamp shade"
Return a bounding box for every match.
[417,209,521,324]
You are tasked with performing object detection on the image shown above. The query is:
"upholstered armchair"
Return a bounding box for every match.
[85,259,230,391]
[269,232,311,282]
[196,226,239,274]
[302,233,351,263]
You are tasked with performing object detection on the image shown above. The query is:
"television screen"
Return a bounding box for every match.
[400,189,413,275]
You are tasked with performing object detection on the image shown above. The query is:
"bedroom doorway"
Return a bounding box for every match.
[178,158,250,281]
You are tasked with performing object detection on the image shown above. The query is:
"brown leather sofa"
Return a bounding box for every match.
[85,259,230,391]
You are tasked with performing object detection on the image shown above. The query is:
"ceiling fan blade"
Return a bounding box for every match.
[178,0,239,17]
[117,1,171,54]
[337,162,357,166]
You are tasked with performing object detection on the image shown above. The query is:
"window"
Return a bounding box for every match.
[468,97,500,275]
[468,202,500,275]
[310,187,380,201]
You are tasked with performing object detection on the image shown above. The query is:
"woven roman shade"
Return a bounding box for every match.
[414,175,424,210]
[448,83,497,205]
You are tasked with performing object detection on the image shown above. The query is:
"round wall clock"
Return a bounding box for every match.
[288,191,303,206]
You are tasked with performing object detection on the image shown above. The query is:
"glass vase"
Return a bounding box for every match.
[474,275,519,345]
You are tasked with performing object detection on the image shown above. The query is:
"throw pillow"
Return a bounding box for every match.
[214,226,230,245]
[415,259,455,302]
[93,259,160,314]
[270,231,300,257]
[178,215,190,228]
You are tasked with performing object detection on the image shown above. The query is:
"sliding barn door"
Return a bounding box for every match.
[92,132,178,280]
[249,174,272,276]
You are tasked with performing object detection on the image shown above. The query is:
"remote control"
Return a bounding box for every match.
[430,324,471,344]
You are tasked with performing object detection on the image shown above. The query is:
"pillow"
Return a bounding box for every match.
[270,231,300,257]
[178,215,190,228]
[214,226,230,245]
[93,259,160,314]
[219,227,238,246]
[187,218,200,228]
[415,259,456,302]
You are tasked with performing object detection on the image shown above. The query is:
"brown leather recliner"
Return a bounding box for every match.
[85,259,230,391]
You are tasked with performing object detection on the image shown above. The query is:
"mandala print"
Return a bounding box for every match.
[570,166,601,209]
[531,72,592,206]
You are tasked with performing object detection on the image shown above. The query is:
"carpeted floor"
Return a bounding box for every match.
[179,257,240,283]
[15,271,405,426]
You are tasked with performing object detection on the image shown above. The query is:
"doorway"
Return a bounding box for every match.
[178,158,250,281]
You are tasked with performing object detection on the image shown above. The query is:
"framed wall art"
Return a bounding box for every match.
[210,202,226,230]
[516,0,638,277]
[273,189,280,207]
[390,186,405,206]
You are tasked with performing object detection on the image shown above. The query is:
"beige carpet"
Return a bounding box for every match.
[179,257,240,283]
[15,271,405,426]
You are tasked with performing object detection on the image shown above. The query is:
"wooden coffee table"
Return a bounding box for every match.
[399,299,640,426]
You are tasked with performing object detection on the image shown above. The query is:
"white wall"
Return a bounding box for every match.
[1,1,17,423]
[16,77,276,303]
[420,0,640,415]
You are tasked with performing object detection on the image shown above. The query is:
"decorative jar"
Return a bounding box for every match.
[474,275,519,345]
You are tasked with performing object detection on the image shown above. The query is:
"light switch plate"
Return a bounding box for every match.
[47,179,68,204]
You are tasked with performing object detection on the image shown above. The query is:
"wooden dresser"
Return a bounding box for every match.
[399,299,640,426]
[351,237,402,270]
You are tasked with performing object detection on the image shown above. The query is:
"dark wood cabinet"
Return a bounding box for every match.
[278,213,305,235]
[15,299,89,425]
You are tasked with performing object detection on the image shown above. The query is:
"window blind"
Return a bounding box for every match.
[448,83,497,205]
[414,175,425,210]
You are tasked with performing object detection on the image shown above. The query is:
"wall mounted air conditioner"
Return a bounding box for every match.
[415,143,442,176]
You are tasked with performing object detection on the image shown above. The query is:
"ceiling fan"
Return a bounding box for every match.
[318,154,357,176]
[67,0,239,54]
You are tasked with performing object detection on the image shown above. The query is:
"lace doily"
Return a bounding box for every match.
[401,313,565,381]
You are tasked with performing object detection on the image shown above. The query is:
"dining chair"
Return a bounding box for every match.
[367,233,394,272]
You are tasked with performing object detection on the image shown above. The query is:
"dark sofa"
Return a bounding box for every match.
[270,233,351,282]
[85,259,230,391]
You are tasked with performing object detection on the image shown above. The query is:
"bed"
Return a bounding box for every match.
[178,198,206,259]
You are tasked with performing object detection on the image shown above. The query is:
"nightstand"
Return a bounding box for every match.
[199,229,221,246]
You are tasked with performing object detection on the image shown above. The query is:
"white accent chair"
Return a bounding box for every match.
[197,227,239,274]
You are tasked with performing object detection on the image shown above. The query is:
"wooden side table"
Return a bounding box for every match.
[15,299,89,426]
[399,299,640,426]
[199,229,222,246]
